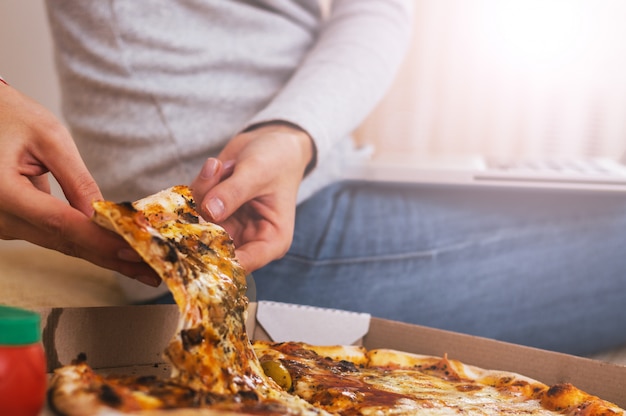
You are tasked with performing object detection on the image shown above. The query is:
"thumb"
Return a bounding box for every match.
[48,148,103,216]
[28,116,103,216]
[59,171,103,217]
[197,163,263,222]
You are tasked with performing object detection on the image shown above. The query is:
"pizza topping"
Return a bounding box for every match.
[455,383,484,392]
[253,341,625,416]
[180,325,206,350]
[261,360,293,391]
[418,355,467,382]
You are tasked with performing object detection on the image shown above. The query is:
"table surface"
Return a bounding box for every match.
[0,241,126,308]
[2,241,625,366]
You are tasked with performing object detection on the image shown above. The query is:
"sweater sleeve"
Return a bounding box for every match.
[245,0,413,171]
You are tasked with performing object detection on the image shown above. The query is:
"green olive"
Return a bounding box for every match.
[261,360,293,390]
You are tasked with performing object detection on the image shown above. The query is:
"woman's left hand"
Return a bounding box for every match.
[191,122,314,273]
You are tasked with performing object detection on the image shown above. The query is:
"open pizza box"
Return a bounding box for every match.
[37,301,626,413]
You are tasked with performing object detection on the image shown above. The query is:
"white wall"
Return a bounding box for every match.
[356,0,626,161]
[0,0,61,118]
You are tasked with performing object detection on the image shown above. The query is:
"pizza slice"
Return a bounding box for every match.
[252,341,625,415]
[91,185,260,395]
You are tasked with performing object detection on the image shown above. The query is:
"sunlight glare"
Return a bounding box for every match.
[476,0,599,81]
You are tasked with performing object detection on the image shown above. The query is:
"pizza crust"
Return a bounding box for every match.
[48,364,107,416]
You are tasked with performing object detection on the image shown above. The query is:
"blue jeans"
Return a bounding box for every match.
[253,181,626,356]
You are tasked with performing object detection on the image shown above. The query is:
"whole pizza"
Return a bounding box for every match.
[47,185,625,415]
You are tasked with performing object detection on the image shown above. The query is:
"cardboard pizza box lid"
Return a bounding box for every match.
[37,303,626,408]
[253,301,371,345]
[40,306,176,371]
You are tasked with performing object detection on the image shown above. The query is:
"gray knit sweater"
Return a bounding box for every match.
[45,0,412,203]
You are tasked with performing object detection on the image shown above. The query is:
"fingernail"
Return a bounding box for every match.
[220,160,235,179]
[136,275,161,287]
[118,249,142,262]
[222,159,235,172]
[205,197,224,220]
[200,158,219,179]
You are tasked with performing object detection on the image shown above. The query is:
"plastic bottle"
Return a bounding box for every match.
[0,306,47,416]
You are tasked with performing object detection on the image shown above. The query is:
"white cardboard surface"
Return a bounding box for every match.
[255,301,370,346]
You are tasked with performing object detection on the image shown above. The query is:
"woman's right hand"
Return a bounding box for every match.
[0,83,160,287]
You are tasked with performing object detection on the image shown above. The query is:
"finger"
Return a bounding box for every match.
[3,207,124,262]
[2,202,128,263]
[191,158,236,218]
[50,152,103,216]
[223,217,293,273]
[235,240,278,273]
[191,158,225,209]
[31,125,102,216]
[197,161,269,223]
[115,262,162,287]
[1,205,162,284]
[29,174,51,194]
[2,176,132,261]
[60,168,103,217]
